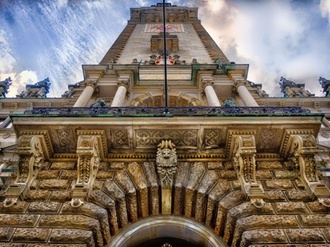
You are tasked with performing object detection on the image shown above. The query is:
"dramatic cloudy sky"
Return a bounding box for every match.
[0,0,330,97]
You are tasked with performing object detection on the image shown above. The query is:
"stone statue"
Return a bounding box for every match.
[223,97,237,107]
[0,77,12,98]
[18,78,51,98]
[34,78,51,94]
[90,98,106,107]
[279,77,313,97]
[319,77,330,97]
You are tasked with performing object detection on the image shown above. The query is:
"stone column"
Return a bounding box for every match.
[235,81,258,107]
[201,76,221,107]
[111,76,130,107]
[73,80,97,107]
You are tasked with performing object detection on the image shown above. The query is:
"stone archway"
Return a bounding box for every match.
[107,216,227,247]
[88,160,246,246]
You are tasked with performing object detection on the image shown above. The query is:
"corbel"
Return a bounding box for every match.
[287,134,330,206]
[232,135,266,208]
[70,131,106,207]
[3,135,47,207]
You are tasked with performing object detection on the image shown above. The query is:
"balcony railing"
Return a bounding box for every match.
[20,106,319,117]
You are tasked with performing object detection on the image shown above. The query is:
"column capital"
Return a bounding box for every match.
[117,76,130,89]
[84,79,98,89]
[234,79,247,89]
[201,76,214,89]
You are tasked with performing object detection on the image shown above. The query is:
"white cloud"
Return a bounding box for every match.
[0,29,39,97]
[7,70,38,97]
[0,30,16,74]
[320,0,330,20]
[197,0,330,96]
[57,0,68,8]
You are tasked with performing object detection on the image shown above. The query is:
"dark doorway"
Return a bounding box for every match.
[135,237,202,247]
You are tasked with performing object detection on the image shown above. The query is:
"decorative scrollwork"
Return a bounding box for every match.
[288,134,330,201]
[4,135,46,207]
[232,135,266,207]
[71,134,101,207]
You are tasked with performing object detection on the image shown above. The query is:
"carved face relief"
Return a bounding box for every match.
[162,148,171,159]
[156,140,177,188]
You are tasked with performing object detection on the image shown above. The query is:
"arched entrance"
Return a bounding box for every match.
[107,216,227,247]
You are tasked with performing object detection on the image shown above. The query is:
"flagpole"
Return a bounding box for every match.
[162,0,168,112]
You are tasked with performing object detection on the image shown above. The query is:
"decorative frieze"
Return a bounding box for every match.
[55,128,76,153]
[203,129,221,148]
[136,129,198,148]
[110,129,130,148]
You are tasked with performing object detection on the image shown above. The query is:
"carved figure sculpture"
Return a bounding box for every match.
[18,78,51,98]
[319,77,330,97]
[0,77,12,98]
[90,98,107,107]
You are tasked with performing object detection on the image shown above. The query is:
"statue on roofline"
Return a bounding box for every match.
[17,78,51,98]
[319,77,330,97]
[279,77,314,98]
[0,77,12,98]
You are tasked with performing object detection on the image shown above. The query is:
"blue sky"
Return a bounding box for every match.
[0,0,330,97]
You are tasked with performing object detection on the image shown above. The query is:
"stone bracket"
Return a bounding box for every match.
[156,140,177,214]
[156,140,177,188]
[232,135,266,207]
[287,134,330,205]
[4,135,47,207]
[71,133,103,207]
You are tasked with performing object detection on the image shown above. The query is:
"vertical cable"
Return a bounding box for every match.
[162,0,168,112]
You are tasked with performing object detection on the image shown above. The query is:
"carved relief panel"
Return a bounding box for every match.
[136,129,198,149]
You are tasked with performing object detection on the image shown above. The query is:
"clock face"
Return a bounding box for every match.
[145,24,184,33]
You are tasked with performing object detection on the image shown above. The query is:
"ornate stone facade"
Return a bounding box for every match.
[0,2,330,247]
